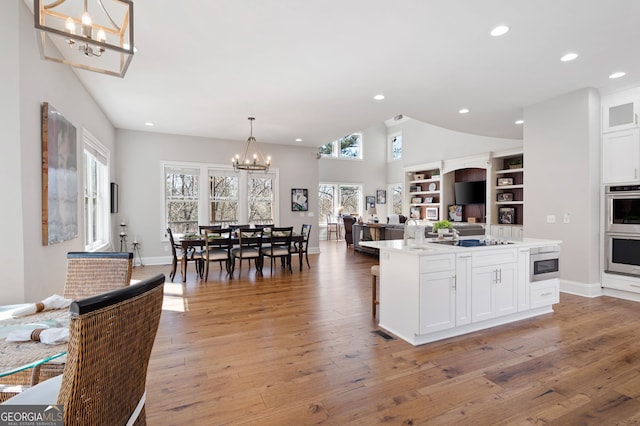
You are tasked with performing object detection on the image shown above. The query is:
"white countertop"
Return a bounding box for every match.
[360,237,562,255]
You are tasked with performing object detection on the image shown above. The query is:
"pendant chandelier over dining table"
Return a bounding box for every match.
[232,117,271,172]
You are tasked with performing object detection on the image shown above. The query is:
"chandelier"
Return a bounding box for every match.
[33,0,134,78]
[232,117,271,172]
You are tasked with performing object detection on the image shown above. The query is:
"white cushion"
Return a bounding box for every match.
[1,374,62,405]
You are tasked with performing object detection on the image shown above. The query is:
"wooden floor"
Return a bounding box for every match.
[134,241,640,425]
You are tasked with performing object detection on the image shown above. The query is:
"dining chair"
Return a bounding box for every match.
[167,227,203,282]
[290,224,312,271]
[230,228,263,277]
[261,226,293,275]
[2,274,165,426]
[326,214,339,240]
[198,225,221,234]
[203,228,232,281]
[63,251,133,300]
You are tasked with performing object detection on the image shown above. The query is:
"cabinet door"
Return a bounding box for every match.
[455,254,472,326]
[512,226,524,240]
[603,91,639,133]
[471,265,495,322]
[493,263,518,317]
[602,129,640,184]
[419,270,455,334]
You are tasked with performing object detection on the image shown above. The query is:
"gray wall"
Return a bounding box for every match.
[0,1,117,304]
[524,88,602,294]
[115,130,319,261]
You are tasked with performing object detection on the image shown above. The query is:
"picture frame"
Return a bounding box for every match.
[42,102,78,246]
[448,205,462,222]
[497,192,514,202]
[426,207,439,220]
[411,197,422,204]
[498,207,516,224]
[425,197,434,203]
[376,189,386,204]
[413,173,425,180]
[410,207,421,219]
[291,188,309,211]
[497,177,514,186]
[366,195,376,209]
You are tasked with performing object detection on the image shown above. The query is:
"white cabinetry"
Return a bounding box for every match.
[455,254,472,326]
[471,249,518,322]
[419,270,456,334]
[603,89,640,133]
[602,129,640,184]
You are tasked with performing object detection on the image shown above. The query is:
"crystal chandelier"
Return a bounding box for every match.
[232,117,271,172]
[33,0,134,78]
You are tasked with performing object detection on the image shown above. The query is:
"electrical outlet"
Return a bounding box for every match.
[546,214,556,223]
[563,213,571,223]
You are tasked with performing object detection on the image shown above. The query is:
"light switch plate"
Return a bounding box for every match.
[546,215,556,223]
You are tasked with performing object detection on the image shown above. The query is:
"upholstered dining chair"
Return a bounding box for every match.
[342,215,357,247]
[230,228,264,277]
[2,274,165,426]
[203,228,232,281]
[261,226,293,274]
[290,224,312,271]
[167,227,203,282]
[63,251,133,300]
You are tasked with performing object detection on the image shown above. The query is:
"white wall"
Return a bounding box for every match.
[0,1,25,304]
[524,88,601,293]
[115,129,319,262]
[0,1,117,304]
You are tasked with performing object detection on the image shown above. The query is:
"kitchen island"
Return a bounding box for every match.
[361,238,561,346]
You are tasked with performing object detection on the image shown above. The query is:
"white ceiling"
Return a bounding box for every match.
[39,0,640,147]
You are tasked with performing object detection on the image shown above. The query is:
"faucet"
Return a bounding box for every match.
[404,219,418,243]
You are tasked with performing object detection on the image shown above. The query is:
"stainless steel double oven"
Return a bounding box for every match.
[605,185,640,276]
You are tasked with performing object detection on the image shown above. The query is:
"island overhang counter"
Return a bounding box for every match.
[361,238,561,346]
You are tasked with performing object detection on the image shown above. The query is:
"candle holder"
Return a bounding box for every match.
[119,223,128,252]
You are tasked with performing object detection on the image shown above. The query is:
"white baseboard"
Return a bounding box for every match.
[559,279,603,298]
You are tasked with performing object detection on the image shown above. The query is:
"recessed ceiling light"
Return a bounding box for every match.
[373,94,385,100]
[515,120,524,125]
[490,25,509,37]
[295,138,302,142]
[609,71,626,79]
[459,108,470,114]
[560,53,578,62]
[144,122,154,127]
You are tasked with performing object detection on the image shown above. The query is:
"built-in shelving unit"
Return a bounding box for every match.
[406,164,442,220]
[491,153,524,227]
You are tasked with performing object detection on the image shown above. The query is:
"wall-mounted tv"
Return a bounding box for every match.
[454,180,486,205]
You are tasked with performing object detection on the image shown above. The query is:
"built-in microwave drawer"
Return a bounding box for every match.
[530,280,559,308]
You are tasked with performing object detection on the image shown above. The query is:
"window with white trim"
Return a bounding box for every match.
[389,132,402,161]
[390,183,403,214]
[83,133,110,251]
[164,165,200,234]
[248,175,274,224]
[319,183,362,220]
[208,170,238,226]
[318,133,363,159]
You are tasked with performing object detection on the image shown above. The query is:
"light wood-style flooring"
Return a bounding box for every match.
[134,241,640,425]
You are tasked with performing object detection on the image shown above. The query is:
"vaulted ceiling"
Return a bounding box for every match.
[30,0,640,147]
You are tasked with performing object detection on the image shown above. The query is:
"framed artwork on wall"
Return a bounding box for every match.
[376,189,386,204]
[42,102,78,245]
[291,188,309,211]
[366,195,376,209]
[110,182,119,213]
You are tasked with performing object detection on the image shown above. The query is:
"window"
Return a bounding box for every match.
[389,132,402,161]
[390,184,403,214]
[83,132,110,251]
[209,171,238,226]
[319,183,362,220]
[248,175,274,224]
[165,165,200,234]
[164,163,279,235]
[318,133,362,159]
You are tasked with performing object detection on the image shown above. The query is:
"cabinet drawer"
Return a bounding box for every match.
[472,249,517,268]
[420,254,455,273]
[530,280,559,308]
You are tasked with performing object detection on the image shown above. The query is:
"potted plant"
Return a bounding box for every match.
[432,220,453,239]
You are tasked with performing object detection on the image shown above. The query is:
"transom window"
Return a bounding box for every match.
[318,133,363,159]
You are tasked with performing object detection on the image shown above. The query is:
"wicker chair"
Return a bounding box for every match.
[2,274,166,426]
[64,252,133,300]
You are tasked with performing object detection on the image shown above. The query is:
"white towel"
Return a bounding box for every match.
[6,327,69,345]
[11,295,72,318]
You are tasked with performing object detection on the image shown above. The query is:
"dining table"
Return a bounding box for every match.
[179,231,306,282]
[0,304,68,387]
